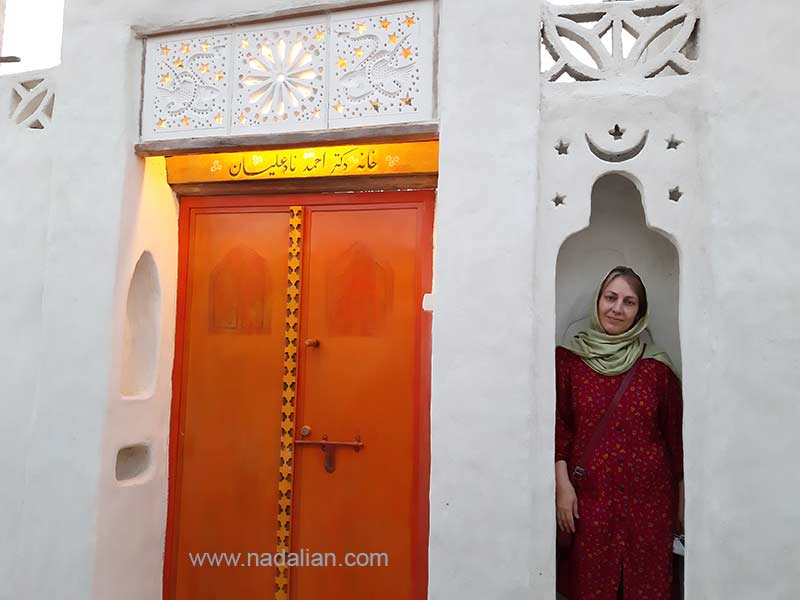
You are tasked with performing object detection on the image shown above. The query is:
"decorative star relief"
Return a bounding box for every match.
[149,34,229,134]
[142,4,433,140]
[553,193,567,207]
[330,9,424,123]
[669,186,684,202]
[667,134,685,150]
[555,140,570,155]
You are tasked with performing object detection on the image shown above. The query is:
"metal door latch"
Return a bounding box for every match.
[294,433,363,473]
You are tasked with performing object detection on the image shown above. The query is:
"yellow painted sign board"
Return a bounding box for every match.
[166,141,439,184]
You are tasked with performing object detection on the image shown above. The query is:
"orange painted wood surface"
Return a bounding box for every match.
[292,203,424,599]
[170,209,290,599]
[167,192,433,600]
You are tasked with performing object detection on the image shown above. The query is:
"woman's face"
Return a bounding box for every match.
[597,276,640,335]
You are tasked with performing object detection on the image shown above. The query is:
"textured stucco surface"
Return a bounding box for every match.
[0,1,797,599]
[429,0,541,597]
[695,1,800,597]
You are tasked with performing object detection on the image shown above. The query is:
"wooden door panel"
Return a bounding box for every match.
[172,209,290,599]
[291,204,425,600]
[168,192,433,600]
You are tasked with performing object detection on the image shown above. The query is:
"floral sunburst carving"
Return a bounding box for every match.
[242,38,319,117]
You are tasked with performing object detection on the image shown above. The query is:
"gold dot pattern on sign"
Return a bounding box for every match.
[274,206,303,600]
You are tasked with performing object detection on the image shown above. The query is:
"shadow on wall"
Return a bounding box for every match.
[556,172,681,375]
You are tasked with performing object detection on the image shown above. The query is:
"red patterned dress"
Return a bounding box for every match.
[555,347,683,600]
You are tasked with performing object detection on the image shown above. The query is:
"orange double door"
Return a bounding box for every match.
[166,191,433,600]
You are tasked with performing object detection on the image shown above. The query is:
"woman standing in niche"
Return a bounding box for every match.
[555,266,684,600]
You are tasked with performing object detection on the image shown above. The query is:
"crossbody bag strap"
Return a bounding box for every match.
[572,344,647,481]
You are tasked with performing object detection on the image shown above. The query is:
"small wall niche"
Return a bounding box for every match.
[121,251,161,398]
[556,172,681,373]
[115,443,152,482]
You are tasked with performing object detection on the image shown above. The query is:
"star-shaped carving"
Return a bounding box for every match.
[199,63,210,73]
[555,140,570,155]
[315,30,325,41]
[669,186,683,202]
[157,118,167,128]
[405,15,416,27]
[389,33,399,45]
[181,116,190,126]
[160,45,170,56]
[370,99,381,112]
[401,96,413,105]
[160,73,172,84]
[402,47,413,59]
[333,103,344,113]
[173,58,184,68]
[181,43,191,54]
[213,113,223,124]
[238,113,247,124]
[552,193,566,207]
[356,22,368,33]
[200,41,209,52]
[380,18,391,29]
[214,71,224,81]
[338,57,347,69]
[241,38,249,49]
[355,47,364,58]
[609,124,625,140]
[312,109,321,119]
[667,134,684,150]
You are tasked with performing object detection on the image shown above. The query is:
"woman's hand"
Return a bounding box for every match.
[555,460,579,533]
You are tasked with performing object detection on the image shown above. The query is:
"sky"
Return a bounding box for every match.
[0,0,65,75]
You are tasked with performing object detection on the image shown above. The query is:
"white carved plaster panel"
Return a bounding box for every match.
[541,0,699,82]
[328,0,434,128]
[139,1,435,142]
[142,34,231,139]
[10,78,55,130]
[232,22,328,133]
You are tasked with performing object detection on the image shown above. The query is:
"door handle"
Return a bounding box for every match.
[304,338,320,348]
[294,433,363,473]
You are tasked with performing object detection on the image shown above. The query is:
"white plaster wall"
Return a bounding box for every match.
[1,1,799,600]
[0,2,439,600]
[695,1,800,597]
[429,0,542,597]
[92,157,177,600]
[0,68,57,597]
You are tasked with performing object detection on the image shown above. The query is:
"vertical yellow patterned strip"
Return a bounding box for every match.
[275,206,303,600]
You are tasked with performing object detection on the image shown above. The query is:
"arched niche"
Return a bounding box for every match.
[121,251,161,398]
[556,172,681,374]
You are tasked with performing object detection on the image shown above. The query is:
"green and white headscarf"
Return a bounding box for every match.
[560,270,676,376]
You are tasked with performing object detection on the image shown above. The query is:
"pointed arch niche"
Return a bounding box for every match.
[538,168,692,599]
[121,251,162,399]
[556,173,681,373]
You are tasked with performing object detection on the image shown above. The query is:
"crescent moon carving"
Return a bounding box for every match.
[585,130,649,163]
